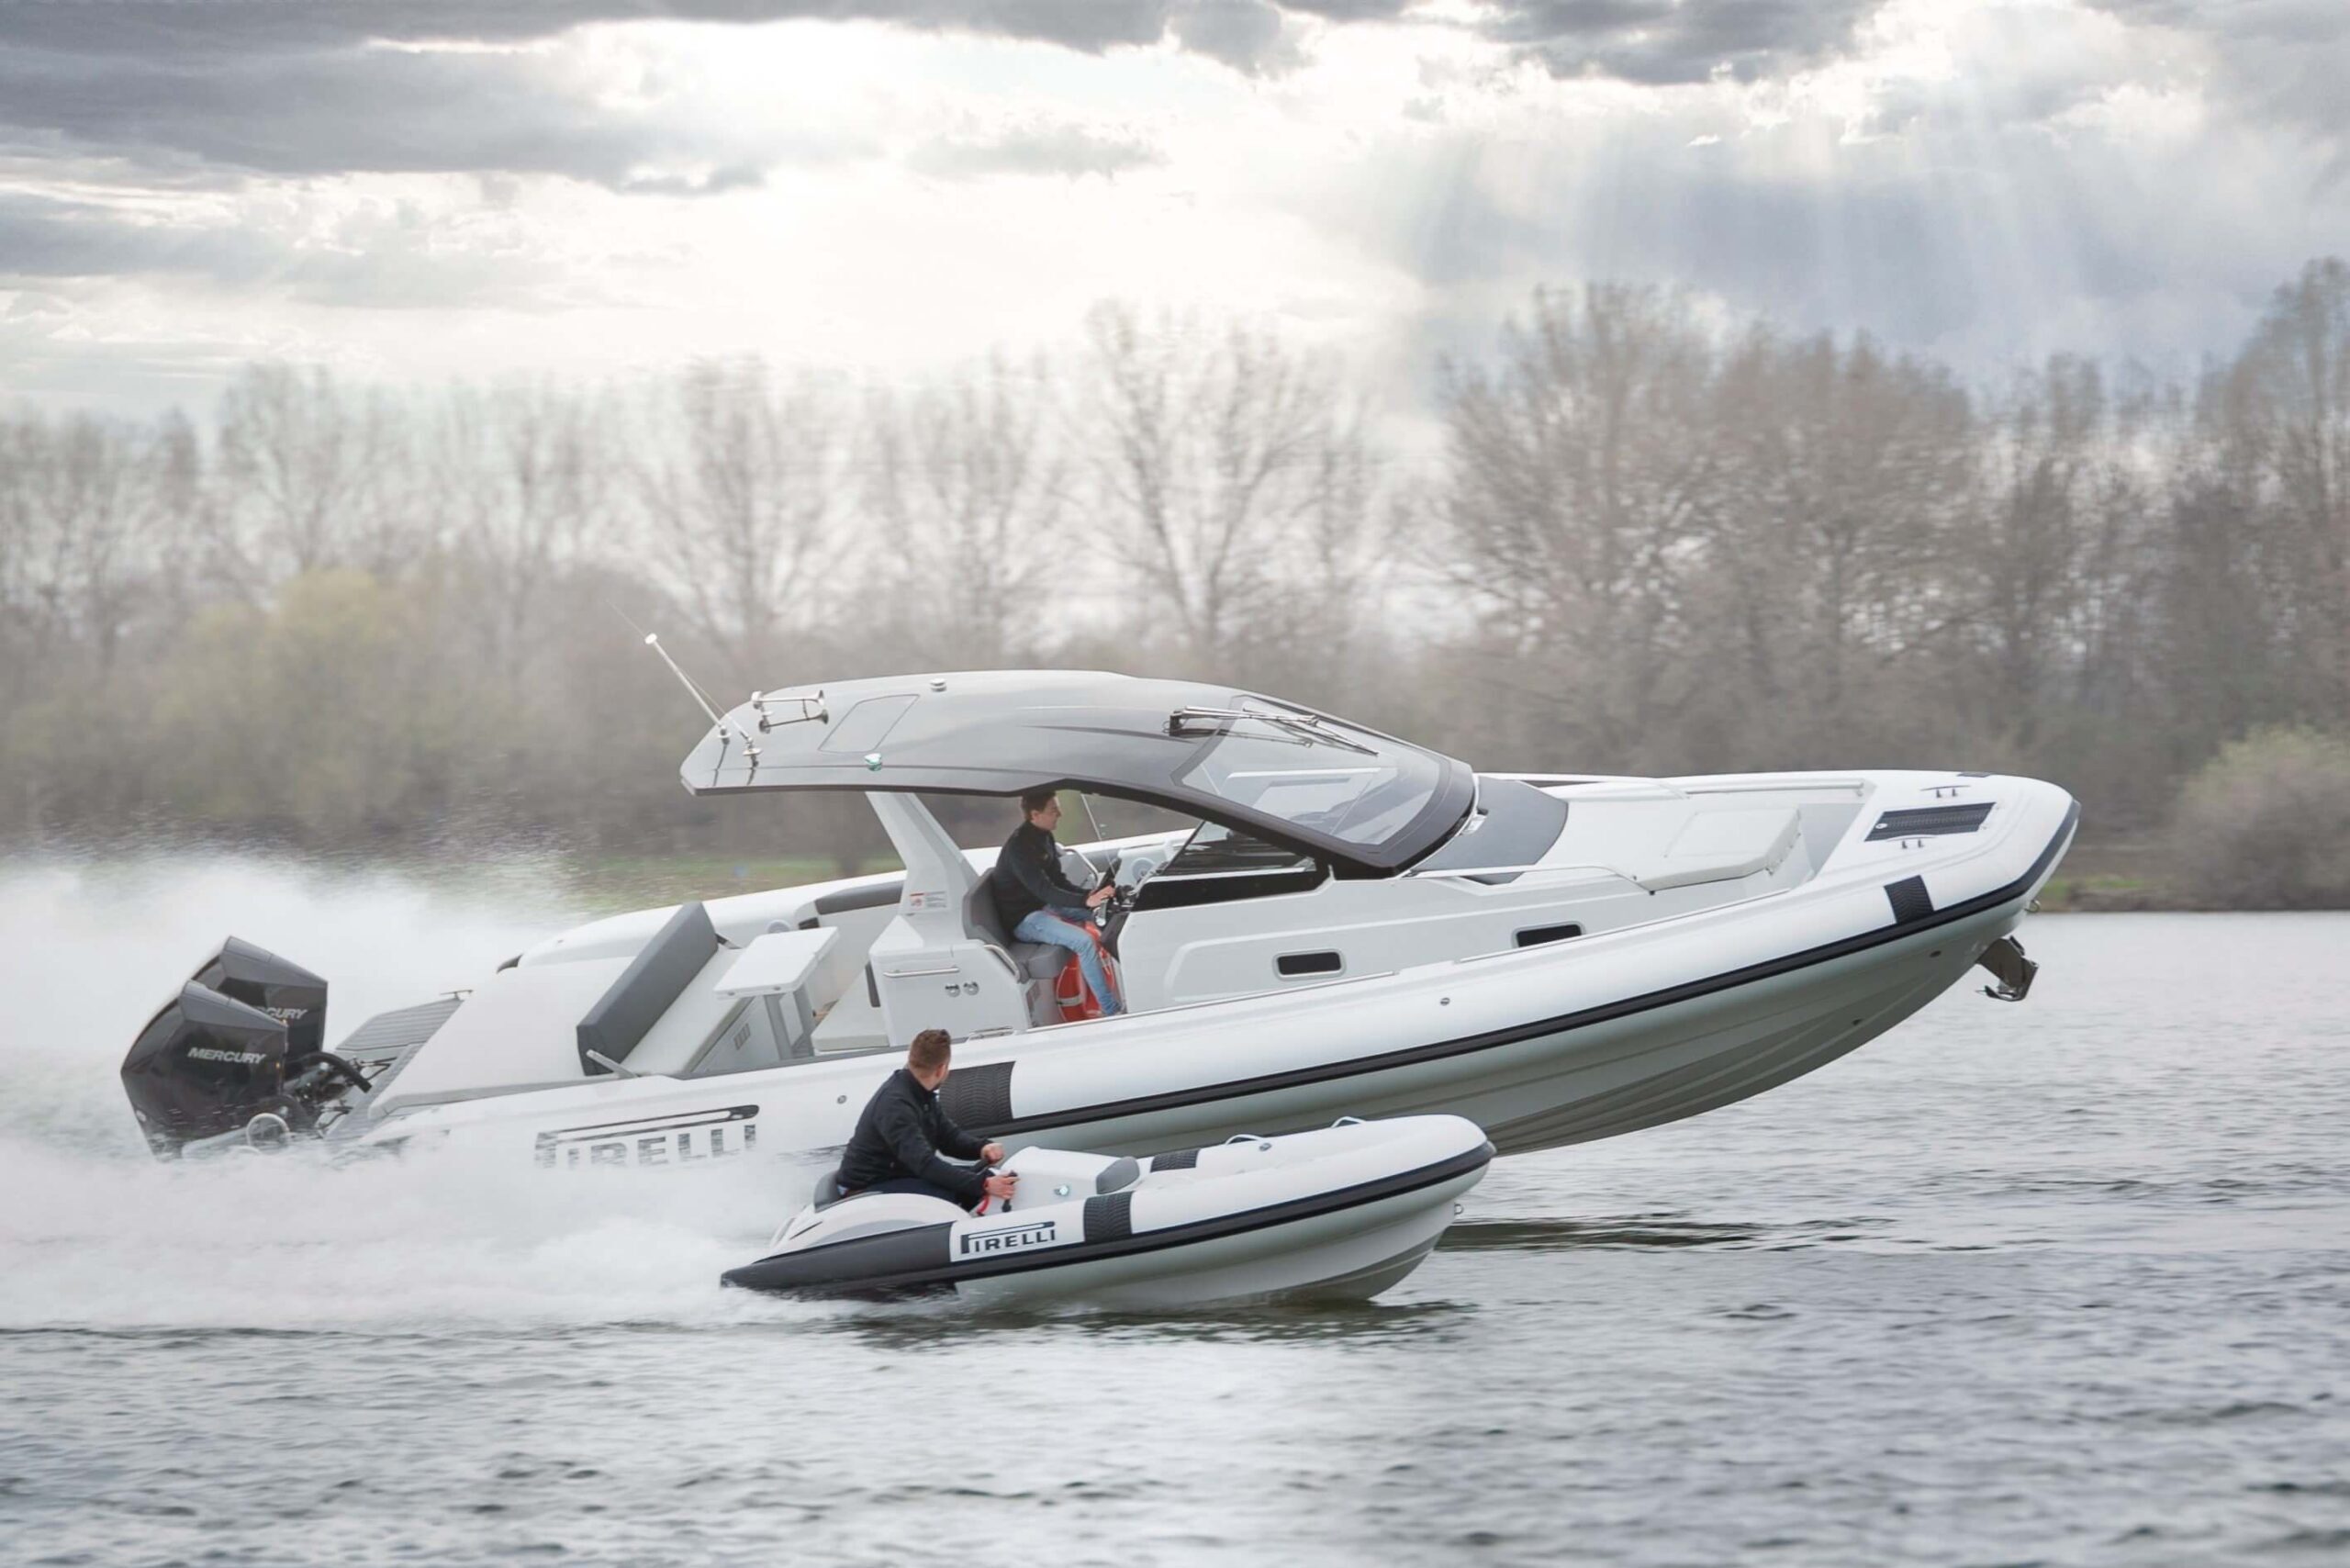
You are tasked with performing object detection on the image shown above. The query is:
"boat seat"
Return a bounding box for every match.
[811,1167,845,1208]
[576,901,720,1076]
[964,879,1066,981]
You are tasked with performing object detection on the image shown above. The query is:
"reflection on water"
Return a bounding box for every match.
[1441,1215,1769,1250]
[4,859,2348,1565]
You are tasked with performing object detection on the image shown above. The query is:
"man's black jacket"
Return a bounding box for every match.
[990,821,1092,930]
[838,1067,989,1201]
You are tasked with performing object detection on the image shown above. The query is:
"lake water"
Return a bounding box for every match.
[3,857,2345,1566]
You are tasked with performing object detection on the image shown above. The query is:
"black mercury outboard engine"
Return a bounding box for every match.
[120,938,366,1158]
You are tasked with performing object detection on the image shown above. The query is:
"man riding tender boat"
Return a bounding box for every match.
[119,669,2076,1190]
[837,1029,1014,1209]
[733,1030,1494,1307]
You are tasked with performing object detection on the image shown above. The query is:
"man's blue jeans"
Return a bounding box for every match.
[1014,909,1124,1015]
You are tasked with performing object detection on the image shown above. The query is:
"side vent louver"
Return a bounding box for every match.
[1867,802,1995,842]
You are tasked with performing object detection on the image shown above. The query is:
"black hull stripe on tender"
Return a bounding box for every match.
[980,802,2080,1138]
[722,1141,1494,1297]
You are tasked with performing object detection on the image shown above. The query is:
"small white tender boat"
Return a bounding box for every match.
[720,1114,1494,1308]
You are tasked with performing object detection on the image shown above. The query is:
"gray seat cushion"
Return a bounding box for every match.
[1010,942,1066,980]
[576,901,719,1075]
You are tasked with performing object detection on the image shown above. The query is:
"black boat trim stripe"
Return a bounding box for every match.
[979,802,2079,1138]
[1885,875,1934,924]
[725,1140,1495,1296]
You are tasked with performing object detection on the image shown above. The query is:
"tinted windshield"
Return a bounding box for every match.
[1160,819,1317,877]
[1174,700,1446,848]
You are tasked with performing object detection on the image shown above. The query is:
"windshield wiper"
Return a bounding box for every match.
[1165,704,1377,756]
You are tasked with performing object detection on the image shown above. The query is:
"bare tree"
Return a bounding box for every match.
[2222,259,2350,721]
[864,354,1064,667]
[632,360,848,679]
[212,364,417,586]
[433,381,609,679]
[1,412,164,679]
[1438,285,1717,765]
[1080,304,1359,668]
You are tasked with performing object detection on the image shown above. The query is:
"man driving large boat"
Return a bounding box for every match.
[991,789,1124,1016]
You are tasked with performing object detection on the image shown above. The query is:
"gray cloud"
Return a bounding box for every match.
[0,3,1170,191]
[0,4,1179,62]
[1171,1,1301,74]
[909,120,1165,178]
[0,191,552,309]
[0,34,875,192]
[1478,0,1884,85]
[2086,1,2350,164]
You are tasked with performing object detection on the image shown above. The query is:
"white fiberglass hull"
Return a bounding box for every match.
[334,776,2075,1192]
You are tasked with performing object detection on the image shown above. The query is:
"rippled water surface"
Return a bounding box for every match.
[4,858,2346,1566]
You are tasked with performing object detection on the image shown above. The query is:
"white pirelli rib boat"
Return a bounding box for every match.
[121,669,2076,1190]
[722,1115,1494,1307]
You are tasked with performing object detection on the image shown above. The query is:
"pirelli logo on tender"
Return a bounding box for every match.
[958,1219,1058,1257]
[532,1104,760,1168]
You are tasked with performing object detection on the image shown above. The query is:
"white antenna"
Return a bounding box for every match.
[643,632,760,767]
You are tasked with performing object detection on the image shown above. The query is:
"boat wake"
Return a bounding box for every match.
[0,855,811,1334]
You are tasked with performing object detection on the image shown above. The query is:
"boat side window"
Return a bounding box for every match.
[1130,821,1326,912]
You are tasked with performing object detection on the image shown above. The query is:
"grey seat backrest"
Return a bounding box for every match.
[576,901,719,1075]
[966,873,1014,950]
[965,875,1064,982]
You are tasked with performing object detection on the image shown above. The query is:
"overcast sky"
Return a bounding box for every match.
[2,0,2344,416]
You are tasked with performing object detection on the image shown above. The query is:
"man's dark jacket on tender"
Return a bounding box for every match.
[838,1067,989,1202]
[991,821,1092,930]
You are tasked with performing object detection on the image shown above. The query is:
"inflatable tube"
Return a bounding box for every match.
[722,1114,1493,1307]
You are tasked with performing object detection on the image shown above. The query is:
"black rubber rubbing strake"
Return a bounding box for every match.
[1866,802,1995,841]
[719,1220,957,1296]
[1885,876,1934,924]
[1083,1190,1136,1242]
[1150,1147,1201,1171]
[939,1059,1014,1127]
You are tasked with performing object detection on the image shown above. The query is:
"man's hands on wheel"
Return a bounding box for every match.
[982,1172,1018,1202]
[979,1141,1006,1163]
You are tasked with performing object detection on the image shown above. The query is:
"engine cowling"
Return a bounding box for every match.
[120,939,330,1158]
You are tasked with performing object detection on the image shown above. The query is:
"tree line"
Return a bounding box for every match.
[3,264,2346,883]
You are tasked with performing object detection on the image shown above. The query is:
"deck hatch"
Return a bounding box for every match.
[1866,802,1994,841]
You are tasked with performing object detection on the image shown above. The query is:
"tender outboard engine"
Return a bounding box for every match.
[119,939,363,1158]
